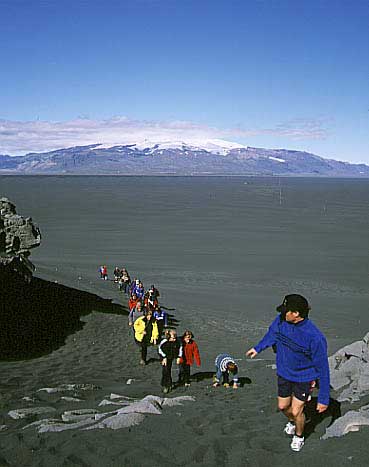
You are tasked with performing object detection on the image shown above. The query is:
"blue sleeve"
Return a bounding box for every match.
[254,316,279,354]
[311,336,330,405]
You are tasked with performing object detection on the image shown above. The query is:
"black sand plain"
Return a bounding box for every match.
[0,175,369,466]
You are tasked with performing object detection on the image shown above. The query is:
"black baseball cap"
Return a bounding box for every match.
[276,294,310,317]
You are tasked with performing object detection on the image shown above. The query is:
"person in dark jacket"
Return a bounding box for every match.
[158,330,182,393]
[246,294,330,452]
[153,307,168,337]
[178,330,201,387]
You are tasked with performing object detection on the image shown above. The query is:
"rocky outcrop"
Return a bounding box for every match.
[6,388,196,433]
[321,333,369,439]
[0,197,41,281]
[329,332,369,403]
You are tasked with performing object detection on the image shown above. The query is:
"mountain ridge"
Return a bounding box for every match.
[0,142,368,177]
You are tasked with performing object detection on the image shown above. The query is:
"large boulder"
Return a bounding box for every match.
[0,197,41,281]
[329,332,369,403]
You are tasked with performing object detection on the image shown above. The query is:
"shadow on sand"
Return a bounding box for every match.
[0,274,127,361]
[303,397,341,439]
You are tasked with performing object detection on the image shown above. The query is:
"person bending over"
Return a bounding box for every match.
[213,353,239,389]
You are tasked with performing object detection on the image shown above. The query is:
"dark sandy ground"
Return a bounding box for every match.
[0,280,366,467]
[1,176,369,466]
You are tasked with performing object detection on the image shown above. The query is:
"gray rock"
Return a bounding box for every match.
[98,399,130,407]
[117,399,162,415]
[61,409,99,422]
[322,409,369,439]
[329,332,369,402]
[37,383,100,394]
[86,412,145,430]
[8,406,57,419]
[60,396,83,402]
[38,417,98,433]
[0,197,41,281]
[162,396,196,407]
[19,393,196,432]
[109,393,136,401]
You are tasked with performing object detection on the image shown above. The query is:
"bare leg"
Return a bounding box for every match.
[290,397,306,436]
[278,396,293,420]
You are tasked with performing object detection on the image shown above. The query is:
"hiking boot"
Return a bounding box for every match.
[284,421,296,436]
[290,435,304,452]
[139,359,146,366]
[184,383,191,387]
[162,387,170,394]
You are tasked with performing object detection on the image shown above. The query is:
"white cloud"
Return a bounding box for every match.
[0,116,329,156]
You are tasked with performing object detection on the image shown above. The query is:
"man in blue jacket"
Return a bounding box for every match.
[246,294,330,452]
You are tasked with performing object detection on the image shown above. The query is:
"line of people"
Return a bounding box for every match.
[99,266,242,393]
[125,273,202,394]
[97,267,330,452]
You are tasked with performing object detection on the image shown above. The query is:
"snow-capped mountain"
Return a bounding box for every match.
[0,140,368,177]
[93,138,247,155]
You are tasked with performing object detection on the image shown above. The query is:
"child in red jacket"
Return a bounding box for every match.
[178,330,201,387]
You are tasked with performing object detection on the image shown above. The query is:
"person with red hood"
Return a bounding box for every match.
[178,330,201,387]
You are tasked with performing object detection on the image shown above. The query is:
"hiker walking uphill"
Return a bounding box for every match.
[178,330,201,387]
[134,310,159,365]
[246,294,330,452]
[159,330,182,394]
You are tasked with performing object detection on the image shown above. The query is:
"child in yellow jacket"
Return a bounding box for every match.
[134,310,159,365]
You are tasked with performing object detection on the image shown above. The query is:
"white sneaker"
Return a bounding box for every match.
[290,435,304,452]
[284,421,296,436]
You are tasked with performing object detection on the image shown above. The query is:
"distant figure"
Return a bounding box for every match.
[158,330,182,394]
[135,281,145,300]
[128,300,144,327]
[100,265,108,280]
[149,284,160,300]
[178,330,201,387]
[120,267,131,294]
[144,292,159,311]
[128,293,139,312]
[133,310,158,365]
[129,278,138,296]
[246,294,330,452]
[213,353,239,389]
[153,306,168,337]
[113,267,121,282]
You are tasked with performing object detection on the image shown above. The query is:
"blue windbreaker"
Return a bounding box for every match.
[254,316,330,405]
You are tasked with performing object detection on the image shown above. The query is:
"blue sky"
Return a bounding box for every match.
[0,0,368,163]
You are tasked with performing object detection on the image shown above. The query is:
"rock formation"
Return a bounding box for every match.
[321,332,369,439]
[0,197,41,282]
[329,332,369,403]
[5,385,196,433]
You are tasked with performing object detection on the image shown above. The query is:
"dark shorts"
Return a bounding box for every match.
[277,376,316,402]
